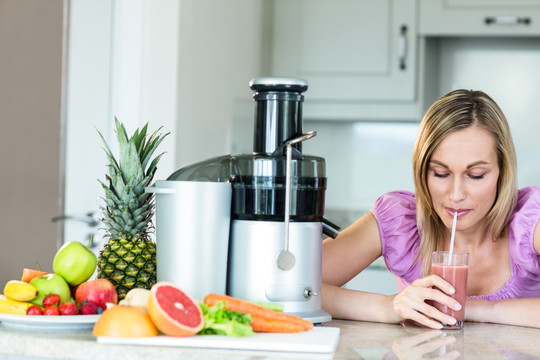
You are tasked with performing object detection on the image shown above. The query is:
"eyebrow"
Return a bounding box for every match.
[429,160,491,169]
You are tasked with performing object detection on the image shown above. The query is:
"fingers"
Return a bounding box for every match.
[413,275,455,295]
[395,293,449,329]
[413,275,463,313]
[393,276,463,329]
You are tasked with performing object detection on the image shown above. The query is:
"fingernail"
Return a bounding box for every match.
[448,287,455,294]
[454,302,462,310]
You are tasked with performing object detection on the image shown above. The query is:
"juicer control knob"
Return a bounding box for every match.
[303,288,318,299]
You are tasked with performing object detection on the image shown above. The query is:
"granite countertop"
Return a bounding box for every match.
[1,319,539,359]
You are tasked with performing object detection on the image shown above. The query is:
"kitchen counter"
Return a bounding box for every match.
[0,319,539,359]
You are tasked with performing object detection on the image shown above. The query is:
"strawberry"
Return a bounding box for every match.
[42,294,61,307]
[43,305,60,316]
[59,302,79,316]
[26,305,43,315]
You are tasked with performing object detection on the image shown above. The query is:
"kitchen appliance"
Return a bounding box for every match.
[149,77,339,323]
[146,181,232,300]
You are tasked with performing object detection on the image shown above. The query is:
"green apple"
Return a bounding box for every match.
[52,241,97,286]
[29,273,71,306]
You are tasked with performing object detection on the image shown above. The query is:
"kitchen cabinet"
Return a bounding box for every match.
[420,0,540,36]
[270,0,423,121]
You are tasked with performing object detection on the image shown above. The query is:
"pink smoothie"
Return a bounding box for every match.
[431,264,468,321]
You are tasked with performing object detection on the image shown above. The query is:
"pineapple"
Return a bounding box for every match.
[96,118,168,300]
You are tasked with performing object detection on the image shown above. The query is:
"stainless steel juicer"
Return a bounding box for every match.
[160,77,339,323]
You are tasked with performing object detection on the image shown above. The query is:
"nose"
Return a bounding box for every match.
[449,177,466,203]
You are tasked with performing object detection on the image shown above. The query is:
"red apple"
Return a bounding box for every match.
[75,279,117,310]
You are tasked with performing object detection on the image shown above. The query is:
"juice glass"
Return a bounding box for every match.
[431,251,469,330]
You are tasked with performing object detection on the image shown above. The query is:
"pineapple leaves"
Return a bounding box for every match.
[96,129,121,174]
[140,127,169,171]
[97,118,169,240]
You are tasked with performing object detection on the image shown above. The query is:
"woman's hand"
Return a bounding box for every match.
[392,275,463,329]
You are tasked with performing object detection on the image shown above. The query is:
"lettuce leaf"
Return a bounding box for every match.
[198,300,254,337]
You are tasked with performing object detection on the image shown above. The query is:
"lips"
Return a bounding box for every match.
[445,208,470,218]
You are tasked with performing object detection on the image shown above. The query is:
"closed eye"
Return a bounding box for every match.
[469,174,486,180]
[433,172,449,178]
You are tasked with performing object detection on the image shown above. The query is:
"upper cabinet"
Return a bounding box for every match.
[269,0,422,121]
[420,0,540,36]
[268,0,540,122]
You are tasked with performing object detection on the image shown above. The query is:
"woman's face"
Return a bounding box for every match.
[427,125,500,234]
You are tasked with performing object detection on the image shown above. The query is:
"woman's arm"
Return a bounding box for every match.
[465,217,540,328]
[466,298,540,328]
[321,283,399,323]
[322,212,382,287]
[322,212,398,323]
[322,212,460,328]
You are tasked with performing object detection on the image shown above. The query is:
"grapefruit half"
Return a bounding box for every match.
[147,282,203,337]
[21,268,48,283]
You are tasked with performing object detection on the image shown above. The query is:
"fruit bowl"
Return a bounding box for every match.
[0,313,100,331]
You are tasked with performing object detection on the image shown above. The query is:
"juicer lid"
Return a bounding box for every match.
[249,77,308,93]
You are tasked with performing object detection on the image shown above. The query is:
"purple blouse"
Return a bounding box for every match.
[371,186,540,300]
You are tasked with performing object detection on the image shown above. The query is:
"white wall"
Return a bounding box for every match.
[175,0,267,169]
[437,37,540,188]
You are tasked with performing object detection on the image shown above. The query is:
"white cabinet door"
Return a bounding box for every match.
[271,0,417,103]
[420,0,540,36]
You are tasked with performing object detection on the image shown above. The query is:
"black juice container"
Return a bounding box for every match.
[230,78,326,222]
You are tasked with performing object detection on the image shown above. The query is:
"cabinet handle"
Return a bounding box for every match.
[398,25,408,71]
[484,16,531,26]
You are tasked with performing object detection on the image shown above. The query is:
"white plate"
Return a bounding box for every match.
[0,313,100,331]
[98,326,340,354]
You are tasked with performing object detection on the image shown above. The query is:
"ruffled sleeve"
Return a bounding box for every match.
[506,186,540,297]
[370,190,422,285]
[471,186,540,300]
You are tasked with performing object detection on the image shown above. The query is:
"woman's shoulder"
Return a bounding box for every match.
[516,186,540,210]
[371,190,421,281]
[371,190,417,233]
[372,190,416,214]
[508,186,540,257]
[511,187,540,229]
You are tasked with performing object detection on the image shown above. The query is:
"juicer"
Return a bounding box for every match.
[162,77,338,323]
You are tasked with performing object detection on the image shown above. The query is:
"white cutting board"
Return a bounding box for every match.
[97,326,340,354]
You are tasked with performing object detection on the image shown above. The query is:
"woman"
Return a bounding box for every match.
[322,89,540,329]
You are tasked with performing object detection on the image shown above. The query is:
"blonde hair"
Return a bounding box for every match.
[412,89,518,275]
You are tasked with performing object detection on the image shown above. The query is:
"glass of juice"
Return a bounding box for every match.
[431,251,469,330]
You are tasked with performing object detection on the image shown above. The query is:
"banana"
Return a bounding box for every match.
[3,280,38,302]
[0,295,33,314]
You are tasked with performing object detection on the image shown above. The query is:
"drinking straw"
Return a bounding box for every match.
[448,211,458,263]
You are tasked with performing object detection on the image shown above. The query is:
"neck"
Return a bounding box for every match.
[448,217,494,252]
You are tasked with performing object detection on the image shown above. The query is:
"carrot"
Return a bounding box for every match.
[204,293,314,332]
[249,316,304,333]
